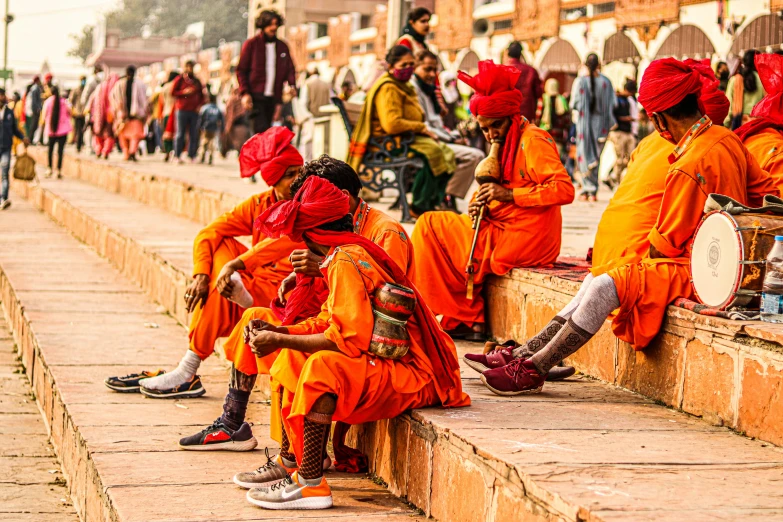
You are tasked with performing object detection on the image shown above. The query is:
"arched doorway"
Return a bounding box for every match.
[454,49,480,75]
[655,24,715,60]
[539,39,581,96]
[729,14,783,57]
[333,67,357,94]
[603,31,640,92]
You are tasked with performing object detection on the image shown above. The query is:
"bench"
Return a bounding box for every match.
[332,96,423,223]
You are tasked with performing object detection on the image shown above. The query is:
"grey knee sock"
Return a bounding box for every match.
[558,273,594,320]
[529,275,619,374]
[511,317,566,359]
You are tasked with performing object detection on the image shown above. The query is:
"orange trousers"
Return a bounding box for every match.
[188,238,281,359]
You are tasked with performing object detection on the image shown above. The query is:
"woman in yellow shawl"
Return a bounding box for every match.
[348,45,455,216]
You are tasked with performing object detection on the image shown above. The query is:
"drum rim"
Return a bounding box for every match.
[690,210,745,310]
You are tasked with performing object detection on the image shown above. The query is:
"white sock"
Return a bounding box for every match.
[141,350,202,390]
[227,272,254,309]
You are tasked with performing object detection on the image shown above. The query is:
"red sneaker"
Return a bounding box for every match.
[463,346,514,374]
[480,359,546,396]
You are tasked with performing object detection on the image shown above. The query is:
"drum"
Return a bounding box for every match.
[369,283,417,359]
[690,211,783,309]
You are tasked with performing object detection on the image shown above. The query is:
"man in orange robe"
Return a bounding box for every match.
[135,128,304,398]
[231,175,468,510]
[472,58,778,396]
[178,158,412,455]
[410,60,574,342]
[736,53,783,186]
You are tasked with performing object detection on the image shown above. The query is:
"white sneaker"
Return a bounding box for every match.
[0,199,10,210]
[45,167,53,178]
[246,472,333,510]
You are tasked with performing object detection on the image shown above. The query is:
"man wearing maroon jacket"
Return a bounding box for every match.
[172,60,206,163]
[505,41,543,122]
[237,10,297,136]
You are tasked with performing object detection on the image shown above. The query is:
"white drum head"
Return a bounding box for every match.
[691,212,742,308]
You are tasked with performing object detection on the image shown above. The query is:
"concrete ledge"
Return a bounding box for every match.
[486,268,783,446]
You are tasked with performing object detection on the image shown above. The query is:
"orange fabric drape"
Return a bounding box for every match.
[742,128,783,190]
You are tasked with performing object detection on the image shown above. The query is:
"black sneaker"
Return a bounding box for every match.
[139,375,206,399]
[179,418,258,451]
[104,370,165,392]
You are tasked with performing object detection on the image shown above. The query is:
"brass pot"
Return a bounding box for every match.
[369,283,416,359]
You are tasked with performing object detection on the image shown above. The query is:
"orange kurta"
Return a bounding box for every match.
[222,202,412,376]
[188,189,301,359]
[606,119,778,349]
[742,127,783,188]
[271,244,469,462]
[411,121,575,328]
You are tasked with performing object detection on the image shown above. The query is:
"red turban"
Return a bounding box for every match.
[458,60,523,183]
[735,53,783,141]
[255,175,350,242]
[639,58,706,115]
[256,175,462,405]
[684,58,730,124]
[239,127,303,185]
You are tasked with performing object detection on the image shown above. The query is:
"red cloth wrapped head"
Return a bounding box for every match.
[683,58,730,124]
[255,175,351,242]
[458,60,523,183]
[239,127,304,185]
[639,58,706,115]
[736,53,783,141]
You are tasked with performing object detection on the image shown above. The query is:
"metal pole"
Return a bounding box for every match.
[3,0,9,90]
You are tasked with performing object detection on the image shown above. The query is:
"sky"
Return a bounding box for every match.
[4,0,118,86]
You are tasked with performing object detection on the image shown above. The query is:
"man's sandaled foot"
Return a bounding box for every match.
[140,375,206,399]
[179,418,257,451]
[104,370,164,392]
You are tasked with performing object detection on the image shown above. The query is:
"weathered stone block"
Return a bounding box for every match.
[431,442,490,522]
[738,357,783,445]
[682,339,736,426]
[406,425,432,515]
[616,332,685,407]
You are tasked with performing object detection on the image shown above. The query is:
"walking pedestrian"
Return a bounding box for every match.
[110,65,148,161]
[42,86,72,178]
[606,79,637,188]
[536,78,570,163]
[0,88,30,209]
[158,71,179,161]
[236,9,296,136]
[505,41,543,122]
[24,76,42,145]
[726,50,765,130]
[88,73,118,160]
[198,93,224,164]
[69,76,88,153]
[172,61,205,163]
[570,53,615,201]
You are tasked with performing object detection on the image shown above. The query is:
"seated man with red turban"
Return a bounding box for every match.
[465,58,734,382]
[736,53,783,186]
[410,60,575,342]
[470,57,778,396]
[237,175,469,510]
[177,157,413,460]
[113,127,305,398]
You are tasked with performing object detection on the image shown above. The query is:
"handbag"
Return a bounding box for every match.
[12,149,36,181]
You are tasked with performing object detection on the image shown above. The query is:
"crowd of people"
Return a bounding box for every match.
[7,5,783,514]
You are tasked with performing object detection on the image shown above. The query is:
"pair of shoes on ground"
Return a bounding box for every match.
[103,370,206,398]
[463,342,576,396]
[44,168,62,179]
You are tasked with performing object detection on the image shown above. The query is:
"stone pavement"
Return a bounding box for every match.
[0,317,78,522]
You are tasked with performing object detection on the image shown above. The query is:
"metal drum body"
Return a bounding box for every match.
[369,283,417,359]
[690,211,783,310]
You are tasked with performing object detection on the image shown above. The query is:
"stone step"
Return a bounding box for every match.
[13,153,783,521]
[0,196,423,521]
[23,147,783,449]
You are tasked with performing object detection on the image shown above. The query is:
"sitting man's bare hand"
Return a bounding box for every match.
[475,183,513,205]
[277,272,297,304]
[185,274,210,313]
[290,249,324,278]
[216,259,245,299]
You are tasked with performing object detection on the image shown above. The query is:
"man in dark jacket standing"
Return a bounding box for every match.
[237,9,297,136]
[0,88,30,209]
[505,41,543,122]
[172,60,206,163]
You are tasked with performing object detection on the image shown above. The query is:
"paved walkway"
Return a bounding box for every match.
[0,317,78,522]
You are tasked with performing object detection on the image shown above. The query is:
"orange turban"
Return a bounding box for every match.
[684,58,730,124]
[239,127,303,185]
[458,60,523,183]
[639,58,706,115]
[736,53,783,141]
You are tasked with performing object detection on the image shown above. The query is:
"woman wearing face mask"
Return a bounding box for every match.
[348,45,455,217]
